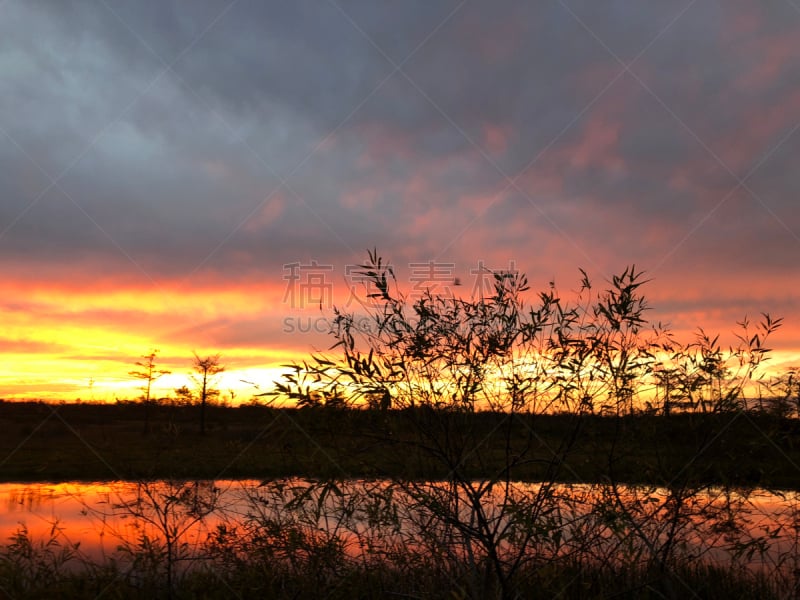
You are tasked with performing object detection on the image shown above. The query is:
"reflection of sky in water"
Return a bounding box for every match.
[0,481,248,561]
[1,481,799,568]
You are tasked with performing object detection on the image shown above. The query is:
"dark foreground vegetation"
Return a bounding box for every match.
[3,254,800,598]
[0,530,785,600]
[1,401,799,489]
[0,474,796,599]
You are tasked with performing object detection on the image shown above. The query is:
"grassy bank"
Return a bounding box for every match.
[0,546,784,600]
[1,401,798,488]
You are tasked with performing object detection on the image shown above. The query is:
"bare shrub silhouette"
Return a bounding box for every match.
[269,249,784,598]
[129,350,171,433]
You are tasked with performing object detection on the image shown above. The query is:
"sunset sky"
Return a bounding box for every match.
[1,1,799,402]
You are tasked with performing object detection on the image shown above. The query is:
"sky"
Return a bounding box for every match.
[1,0,799,402]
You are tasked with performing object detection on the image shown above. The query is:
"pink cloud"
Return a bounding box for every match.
[242,192,285,233]
[482,123,511,156]
[716,87,800,171]
[354,122,417,167]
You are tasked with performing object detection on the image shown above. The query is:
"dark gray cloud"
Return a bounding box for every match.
[1,0,799,312]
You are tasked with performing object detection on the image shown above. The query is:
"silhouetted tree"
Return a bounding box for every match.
[129,350,171,433]
[173,385,194,406]
[190,352,224,434]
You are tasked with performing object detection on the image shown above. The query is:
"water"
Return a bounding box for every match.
[1,479,799,576]
[1,481,244,562]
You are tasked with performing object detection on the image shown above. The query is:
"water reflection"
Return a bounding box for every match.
[0,481,240,563]
[1,480,799,577]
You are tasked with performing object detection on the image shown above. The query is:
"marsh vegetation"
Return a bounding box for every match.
[2,252,799,598]
[1,479,797,599]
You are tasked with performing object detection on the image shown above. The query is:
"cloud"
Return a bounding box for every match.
[1,1,800,398]
[0,338,71,355]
